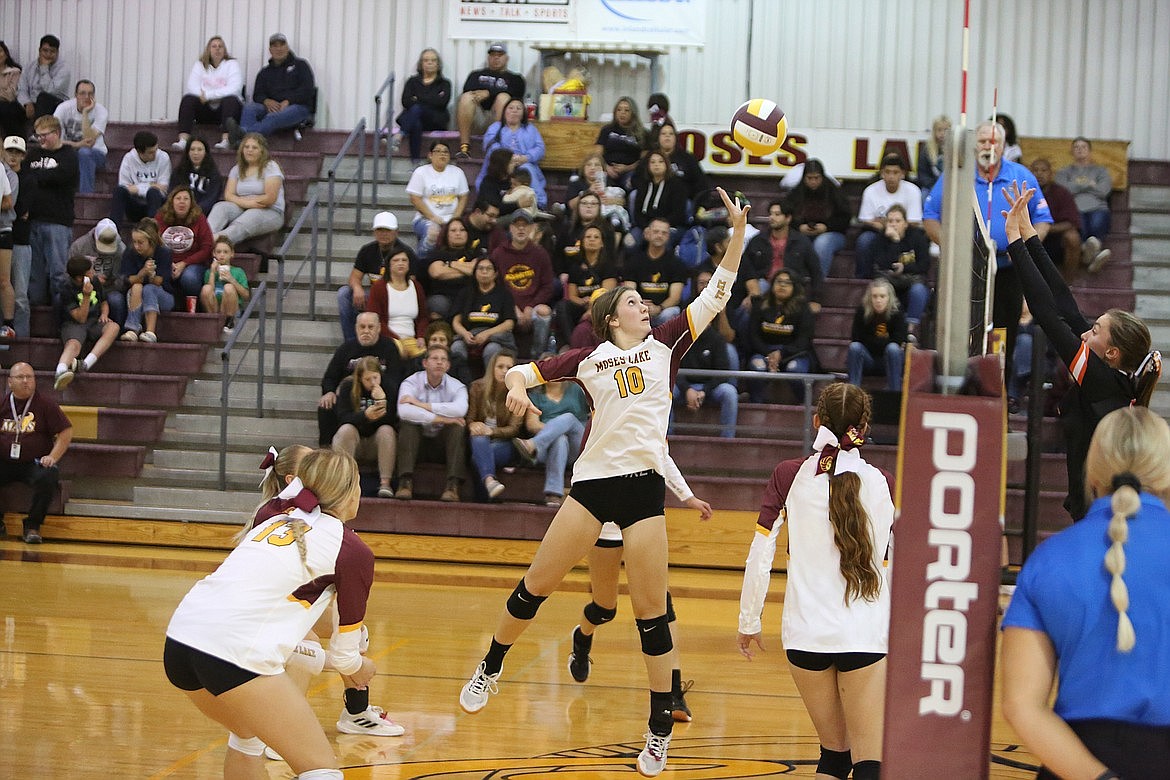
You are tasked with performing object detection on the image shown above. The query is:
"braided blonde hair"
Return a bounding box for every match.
[292,449,362,574]
[1084,407,1170,653]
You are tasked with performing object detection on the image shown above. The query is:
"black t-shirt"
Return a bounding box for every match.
[26,145,79,226]
[424,244,486,298]
[12,168,35,245]
[454,284,516,331]
[566,257,618,298]
[595,123,644,167]
[60,276,108,324]
[461,68,525,109]
[352,239,421,281]
[320,338,404,395]
[621,248,686,306]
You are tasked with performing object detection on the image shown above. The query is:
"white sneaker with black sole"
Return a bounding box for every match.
[459,661,501,713]
[337,705,405,736]
[637,731,672,777]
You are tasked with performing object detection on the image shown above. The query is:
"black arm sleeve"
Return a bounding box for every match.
[1007,237,1083,364]
[1023,235,1090,334]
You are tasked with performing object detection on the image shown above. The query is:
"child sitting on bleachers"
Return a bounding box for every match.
[53,255,120,390]
[199,235,250,335]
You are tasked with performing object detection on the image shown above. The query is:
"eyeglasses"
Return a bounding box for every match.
[35,131,57,140]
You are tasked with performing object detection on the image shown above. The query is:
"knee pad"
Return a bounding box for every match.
[816,746,852,780]
[851,760,880,780]
[286,639,326,677]
[297,771,345,780]
[505,579,547,621]
[358,624,370,654]
[665,592,676,623]
[635,614,673,657]
[226,733,266,757]
[583,601,617,627]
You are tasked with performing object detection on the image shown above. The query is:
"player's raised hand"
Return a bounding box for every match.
[717,187,749,230]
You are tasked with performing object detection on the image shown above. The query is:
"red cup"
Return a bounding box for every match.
[186,296,198,313]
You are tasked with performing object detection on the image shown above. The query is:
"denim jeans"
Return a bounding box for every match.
[847,341,904,391]
[337,285,359,342]
[1081,208,1111,241]
[470,435,515,482]
[125,285,175,332]
[853,230,879,278]
[29,222,72,306]
[76,147,107,194]
[240,102,312,136]
[11,243,30,336]
[177,263,207,299]
[110,186,165,225]
[530,413,585,496]
[813,231,847,279]
[904,281,930,323]
[670,381,738,438]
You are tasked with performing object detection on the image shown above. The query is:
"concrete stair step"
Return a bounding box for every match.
[1129,211,1170,234]
[1127,184,1170,211]
[185,377,319,405]
[168,411,315,436]
[66,495,253,525]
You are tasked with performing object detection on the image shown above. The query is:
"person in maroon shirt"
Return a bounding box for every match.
[1031,158,1083,274]
[0,362,72,542]
[490,210,554,357]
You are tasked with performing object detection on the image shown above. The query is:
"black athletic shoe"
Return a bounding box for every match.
[671,680,694,722]
[567,625,592,682]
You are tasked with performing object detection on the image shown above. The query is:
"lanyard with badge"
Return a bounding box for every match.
[7,392,31,460]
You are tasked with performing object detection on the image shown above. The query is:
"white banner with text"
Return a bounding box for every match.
[449,0,706,47]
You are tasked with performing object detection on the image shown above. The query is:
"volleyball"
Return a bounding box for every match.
[730,99,788,156]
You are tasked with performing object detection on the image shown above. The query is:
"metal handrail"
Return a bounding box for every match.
[219,281,268,490]
[371,71,397,201]
[325,118,368,276]
[270,194,320,378]
[674,368,838,453]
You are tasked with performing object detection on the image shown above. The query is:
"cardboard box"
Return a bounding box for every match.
[550,91,588,121]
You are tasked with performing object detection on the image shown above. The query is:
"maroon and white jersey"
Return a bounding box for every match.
[508,264,736,485]
[167,480,374,676]
[739,452,894,653]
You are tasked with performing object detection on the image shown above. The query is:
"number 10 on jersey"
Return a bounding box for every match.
[613,366,646,398]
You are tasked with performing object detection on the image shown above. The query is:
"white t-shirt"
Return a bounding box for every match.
[185,58,244,103]
[858,179,923,222]
[52,98,109,156]
[384,280,420,340]
[405,164,469,224]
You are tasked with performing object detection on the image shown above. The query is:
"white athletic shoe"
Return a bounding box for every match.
[637,731,672,777]
[337,705,405,736]
[459,661,501,713]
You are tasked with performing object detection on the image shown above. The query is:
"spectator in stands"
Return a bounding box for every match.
[169,137,224,215]
[68,218,126,326]
[924,120,1051,369]
[318,311,405,446]
[394,344,468,502]
[0,43,23,139]
[847,278,907,391]
[622,218,687,326]
[467,350,521,501]
[500,167,541,220]
[229,33,315,145]
[464,197,500,249]
[422,319,471,386]
[564,152,623,220]
[634,121,710,201]
[1030,157,1083,274]
[737,200,820,331]
[111,130,170,225]
[425,215,484,320]
[0,362,72,544]
[854,153,922,279]
[476,148,515,211]
[337,211,418,342]
[26,115,78,306]
[118,219,174,343]
[366,247,428,354]
[995,113,1022,162]
[916,115,951,194]
[673,293,738,437]
[207,132,285,245]
[391,48,451,168]
[52,80,107,194]
[199,235,250,334]
[477,97,547,207]
[868,204,931,338]
[1056,137,1113,272]
[456,42,525,160]
[52,254,120,390]
[333,356,398,499]
[3,135,29,336]
[630,151,689,245]
[514,379,589,508]
[747,269,817,403]
[155,186,213,299]
[594,96,646,189]
[554,224,618,350]
[406,140,469,254]
[451,255,517,368]
[694,246,743,372]
[646,92,672,127]
[18,35,69,122]
[172,35,243,152]
[0,134,16,337]
[560,186,621,258]
[783,158,852,279]
[492,210,555,357]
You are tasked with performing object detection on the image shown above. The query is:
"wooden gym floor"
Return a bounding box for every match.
[0,535,1041,779]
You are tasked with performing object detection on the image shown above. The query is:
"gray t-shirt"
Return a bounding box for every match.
[229,160,285,215]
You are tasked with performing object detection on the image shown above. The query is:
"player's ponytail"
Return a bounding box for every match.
[1105,476,1139,653]
[238,444,313,543]
[1133,349,1161,408]
[816,382,881,604]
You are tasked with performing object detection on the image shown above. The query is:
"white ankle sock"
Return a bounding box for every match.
[56,362,68,373]
[83,354,97,370]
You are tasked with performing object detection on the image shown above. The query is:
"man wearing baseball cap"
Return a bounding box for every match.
[455,42,525,159]
[228,33,316,145]
[337,210,418,342]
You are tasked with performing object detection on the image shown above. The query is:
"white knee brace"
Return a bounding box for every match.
[286,639,326,677]
[297,770,344,779]
[226,732,266,757]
